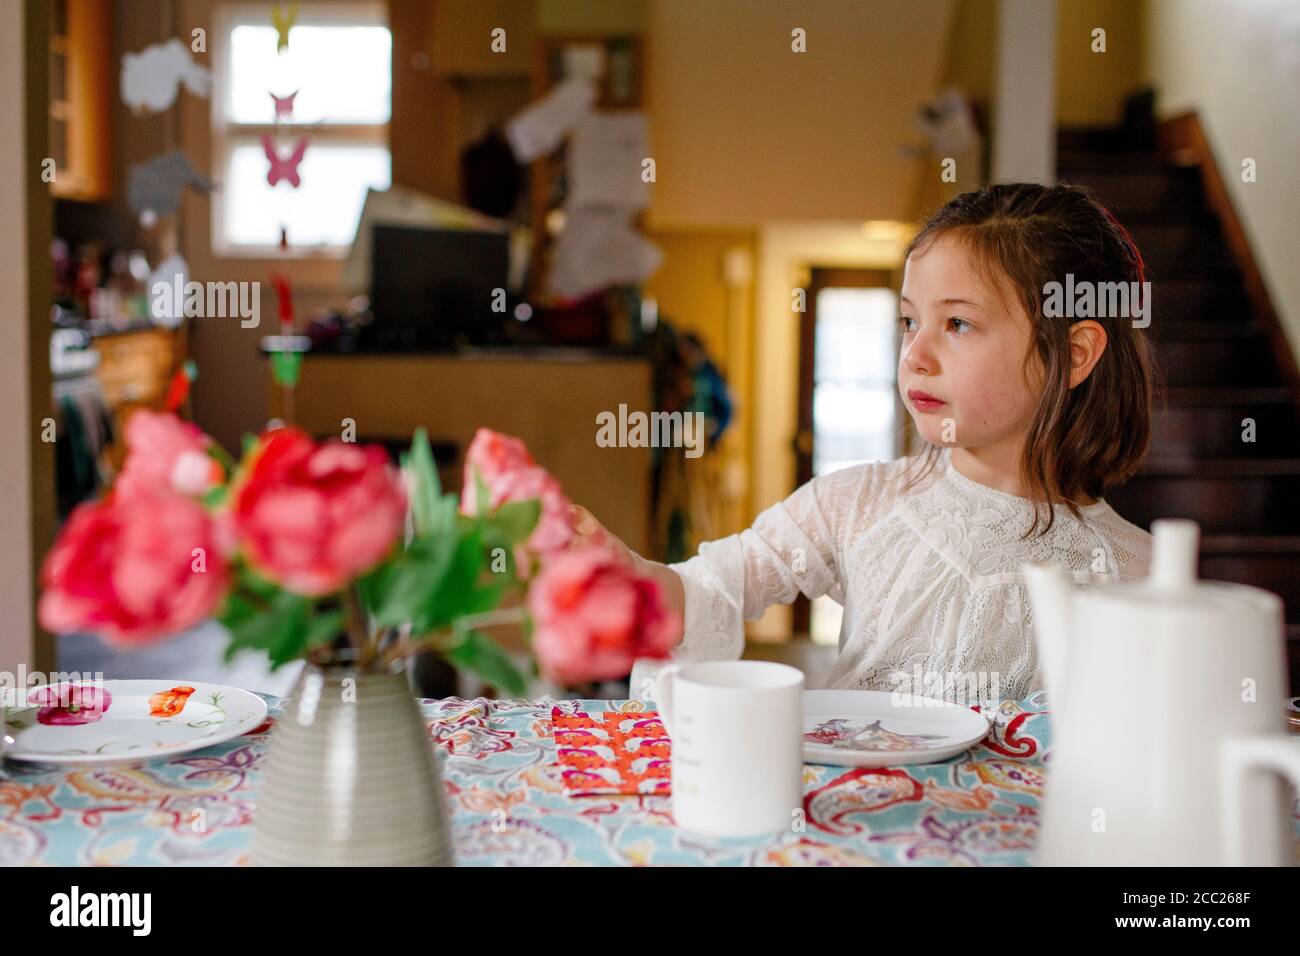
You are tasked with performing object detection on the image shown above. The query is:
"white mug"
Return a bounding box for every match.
[654,660,805,838]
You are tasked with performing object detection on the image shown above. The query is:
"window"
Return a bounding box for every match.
[212,3,392,256]
[812,287,901,474]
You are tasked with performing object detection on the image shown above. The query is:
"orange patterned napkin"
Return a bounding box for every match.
[550,707,672,796]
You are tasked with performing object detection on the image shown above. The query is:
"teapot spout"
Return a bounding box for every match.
[1021,562,1075,709]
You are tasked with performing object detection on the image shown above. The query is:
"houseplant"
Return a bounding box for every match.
[38,412,680,865]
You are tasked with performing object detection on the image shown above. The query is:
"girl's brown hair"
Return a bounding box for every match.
[903,182,1156,536]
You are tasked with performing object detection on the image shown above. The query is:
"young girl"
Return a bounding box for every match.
[573,182,1156,704]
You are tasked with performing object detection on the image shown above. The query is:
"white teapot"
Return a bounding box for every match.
[1022,518,1300,866]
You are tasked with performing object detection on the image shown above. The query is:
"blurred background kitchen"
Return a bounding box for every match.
[4,0,1299,697]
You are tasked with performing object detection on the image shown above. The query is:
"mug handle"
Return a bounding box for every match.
[654,663,682,738]
[1220,734,1300,865]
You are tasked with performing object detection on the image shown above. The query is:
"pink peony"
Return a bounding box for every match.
[115,409,223,500]
[527,546,680,684]
[228,427,406,596]
[460,427,575,558]
[39,491,231,646]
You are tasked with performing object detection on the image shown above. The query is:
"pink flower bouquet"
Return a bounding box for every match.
[39,415,679,694]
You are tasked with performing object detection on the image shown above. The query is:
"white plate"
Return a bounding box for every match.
[802,690,991,767]
[2,679,268,767]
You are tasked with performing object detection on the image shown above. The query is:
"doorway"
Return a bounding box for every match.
[793,267,903,644]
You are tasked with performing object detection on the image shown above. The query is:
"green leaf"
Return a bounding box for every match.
[368,525,492,635]
[405,428,443,536]
[474,465,490,516]
[240,566,282,600]
[201,484,229,509]
[443,629,526,698]
[490,498,540,545]
[355,562,396,618]
[303,609,347,652]
[219,589,311,669]
[409,531,486,633]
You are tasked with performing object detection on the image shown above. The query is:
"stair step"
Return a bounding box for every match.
[1202,535,1300,553]
[1153,335,1285,387]
[1058,150,1184,173]
[1148,278,1249,323]
[1141,459,1300,477]
[1197,539,1300,621]
[1060,167,1203,213]
[1150,401,1300,459]
[1057,126,1155,154]
[1107,468,1300,535]
[1123,219,1226,261]
[1161,386,1297,406]
[1143,258,1239,281]
[1148,319,1266,340]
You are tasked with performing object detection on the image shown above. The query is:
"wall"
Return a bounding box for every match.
[1,1,55,675]
[1142,0,1300,358]
[643,229,758,541]
[644,0,955,228]
[1056,0,1143,126]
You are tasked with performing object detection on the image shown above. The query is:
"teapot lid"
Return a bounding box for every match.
[1089,518,1282,615]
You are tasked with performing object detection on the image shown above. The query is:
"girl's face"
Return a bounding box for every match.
[897,235,1043,463]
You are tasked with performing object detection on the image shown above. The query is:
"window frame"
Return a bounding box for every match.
[209,0,391,259]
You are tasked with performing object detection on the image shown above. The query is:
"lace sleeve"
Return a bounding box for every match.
[629,465,871,697]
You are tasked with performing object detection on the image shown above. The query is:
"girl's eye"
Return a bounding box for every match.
[898,315,916,333]
[948,317,973,334]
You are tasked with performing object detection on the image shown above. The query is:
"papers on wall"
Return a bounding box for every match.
[568,112,650,210]
[127,150,212,225]
[120,38,211,113]
[503,76,598,164]
[547,207,663,301]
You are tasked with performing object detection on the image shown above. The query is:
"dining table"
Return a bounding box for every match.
[3,688,1297,866]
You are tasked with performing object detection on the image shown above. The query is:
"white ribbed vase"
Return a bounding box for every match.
[251,661,454,866]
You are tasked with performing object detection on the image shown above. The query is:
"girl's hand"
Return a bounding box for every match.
[568,503,686,647]
[568,503,638,570]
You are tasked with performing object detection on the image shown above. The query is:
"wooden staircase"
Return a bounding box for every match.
[1057,116,1300,693]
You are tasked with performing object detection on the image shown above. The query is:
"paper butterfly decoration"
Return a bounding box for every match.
[127,150,212,223]
[271,1,299,53]
[270,90,298,120]
[262,136,308,188]
[120,38,211,113]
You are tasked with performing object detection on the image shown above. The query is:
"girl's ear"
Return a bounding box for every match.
[1067,320,1108,388]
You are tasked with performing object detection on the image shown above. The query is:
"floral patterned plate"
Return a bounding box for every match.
[1,679,267,767]
[802,690,991,768]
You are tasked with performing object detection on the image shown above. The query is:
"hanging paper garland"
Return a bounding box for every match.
[163,359,200,412]
[270,90,298,120]
[268,273,302,389]
[271,1,299,54]
[262,135,308,188]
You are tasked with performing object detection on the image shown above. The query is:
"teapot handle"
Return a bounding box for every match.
[1220,734,1300,865]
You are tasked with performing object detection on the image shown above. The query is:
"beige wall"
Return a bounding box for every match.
[643,229,758,542]
[1056,0,1143,126]
[645,0,955,228]
[1143,0,1300,358]
[1,2,54,675]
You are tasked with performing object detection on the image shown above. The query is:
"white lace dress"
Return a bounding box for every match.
[630,449,1152,703]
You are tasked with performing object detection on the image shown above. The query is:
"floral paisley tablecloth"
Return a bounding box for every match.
[2,690,1293,866]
